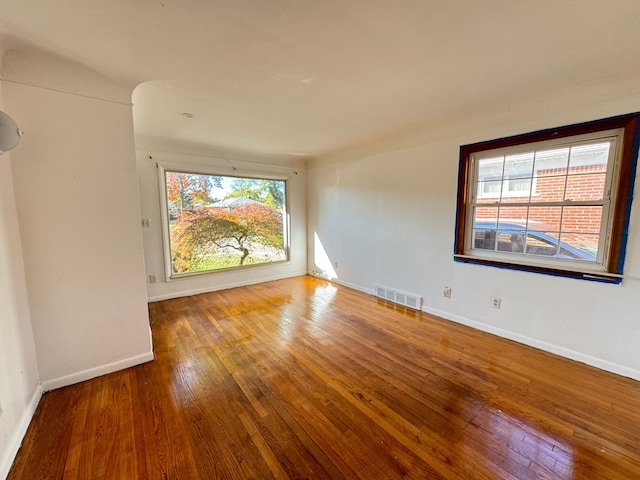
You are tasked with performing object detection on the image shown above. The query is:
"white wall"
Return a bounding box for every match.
[136,146,307,301]
[2,48,153,390]
[0,77,41,480]
[308,79,640,380]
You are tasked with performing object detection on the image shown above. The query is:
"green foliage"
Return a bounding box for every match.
[224,179,285,209]
[165,172,287,274]
[170,202,284,273]
[166,172,222,211]
[189,254,269,271]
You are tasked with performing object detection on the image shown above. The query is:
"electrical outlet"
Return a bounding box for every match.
[141,218,151,228]
[149,274,158,284]
[492,297,501,309]
[442,286,452,298]
[312,269,326,278]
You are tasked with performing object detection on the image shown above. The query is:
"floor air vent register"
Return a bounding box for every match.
[374,285,422,310]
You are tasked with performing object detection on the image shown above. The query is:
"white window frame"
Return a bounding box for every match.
[466,131,620,273]
[157,162,291,280]
[454,113,640,282]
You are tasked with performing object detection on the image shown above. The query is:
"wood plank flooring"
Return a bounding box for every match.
[8,275,640,479]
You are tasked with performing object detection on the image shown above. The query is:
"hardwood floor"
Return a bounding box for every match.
[8,275,640,479]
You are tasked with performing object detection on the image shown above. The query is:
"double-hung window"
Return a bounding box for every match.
[454,113,640,283]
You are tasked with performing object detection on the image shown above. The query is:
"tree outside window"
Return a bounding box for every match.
[164,171,288,275]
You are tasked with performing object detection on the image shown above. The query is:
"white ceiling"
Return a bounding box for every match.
[1,0,640,159]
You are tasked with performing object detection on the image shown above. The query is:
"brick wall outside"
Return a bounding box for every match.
[475,164,606,242]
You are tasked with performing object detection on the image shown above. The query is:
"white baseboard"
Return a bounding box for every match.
[147,270,308,302]
[306,270,376,295]
[422,305,640,382]
[330,277,374,295]
[0,383,43,480]
[40,351,154,392]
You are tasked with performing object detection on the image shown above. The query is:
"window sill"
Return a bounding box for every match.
[453,254,623,284]
[168,259,292,281]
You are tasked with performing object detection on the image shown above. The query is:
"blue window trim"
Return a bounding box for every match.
[454,112,640,284]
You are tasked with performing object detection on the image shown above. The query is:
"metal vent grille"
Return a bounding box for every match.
[374,284,422,310]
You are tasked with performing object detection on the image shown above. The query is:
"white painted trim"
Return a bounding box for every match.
[155,163,174,281]
[147,270,308,302]
[306,271,375,295]
[331,278,375,295]
[152,155,297,178]
[0,384,43,480]
[421,305,640,382]
[155,162,296,283]
[40,352,154,392]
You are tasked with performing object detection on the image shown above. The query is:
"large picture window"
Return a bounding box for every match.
[455,113,640,283]
[160,169,288,277]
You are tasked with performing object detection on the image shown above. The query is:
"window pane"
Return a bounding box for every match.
[528,206,562,231]
[504,152,534,178]
[561,206,602,234]
[559,206,602,259]
[478,157,504,177]
[506,177,532,197]
[559,233,599,259]
[478,153,535,199]
[565,173,607,201]
[473,229,496,250]
[473,207,499,228]
[567,142,610,171]
[530,174,566,203]
[473,207,498,251]
[497,206,528,228]
[533,147,570,177]
[525,231,560,257]
[166,172,287,275]
[477,179,503,200]
[496,231,525,253]
[508,178,531,191]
